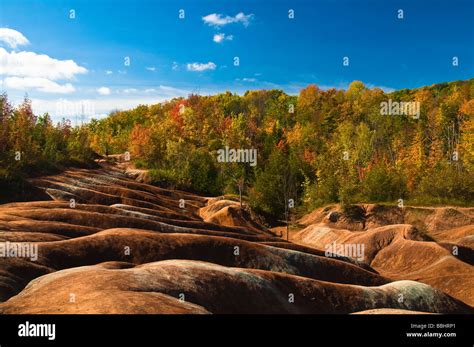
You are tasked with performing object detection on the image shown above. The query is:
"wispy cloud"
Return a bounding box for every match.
[157,85,189,96]
[121,88,138,94]
[30,97,168,122]
[213,33,233,43]
[29,85,193,121]
[97,87,111,95]
[236,77,257,82]
[115,85,190,97]
[186,62,216,72]
[0,28,29,49]
[202,12,254,27]
[146,66,156,72]
[2,77,75,94]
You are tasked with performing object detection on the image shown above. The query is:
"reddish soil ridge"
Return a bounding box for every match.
[0,164,472,314]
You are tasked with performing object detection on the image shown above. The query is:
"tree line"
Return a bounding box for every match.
[1,79,473,220]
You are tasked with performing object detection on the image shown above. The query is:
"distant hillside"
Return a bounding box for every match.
[1,78,473,218]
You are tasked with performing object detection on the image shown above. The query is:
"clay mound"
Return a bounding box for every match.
[124,168,151,183]
[30,168,205,215]
[0,202,278,242]
[0,259,53,302]
[0,260,470,314]
[0,228,388,303]
[21,167,269,240]
[200,199,268,234]
[200,199,237,217]
[294,224,427,263]
[1,163,471,314]
[407,206,474,233]
[0,232,67,242]
[298,205,337,226]
[259,241,376,273]
[293,223,474,306]
[298,204,474,233]
[432,225,474,248]
[111,203,195,221]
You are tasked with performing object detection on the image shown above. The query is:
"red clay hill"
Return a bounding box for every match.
[0,161,472,314]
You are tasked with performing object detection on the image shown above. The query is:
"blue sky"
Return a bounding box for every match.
[0,0,473,122]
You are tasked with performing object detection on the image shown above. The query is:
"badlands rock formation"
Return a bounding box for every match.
[0,163,472,314]
[293,205,474,306]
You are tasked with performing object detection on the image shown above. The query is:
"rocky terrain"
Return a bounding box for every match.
[0,162,472,314]
[293,204,474,306]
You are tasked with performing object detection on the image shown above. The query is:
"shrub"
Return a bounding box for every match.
[362,164,407,202]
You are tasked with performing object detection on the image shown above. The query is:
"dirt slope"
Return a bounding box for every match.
[293,206,474,306]
[0,164,472,313]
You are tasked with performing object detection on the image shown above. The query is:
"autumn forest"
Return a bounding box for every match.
[1,79,472,223]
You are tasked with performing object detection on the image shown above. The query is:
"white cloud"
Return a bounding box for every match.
[157,85,189,96]
[0,47,87,80]
[27,84,195,120]
[117,85,189,97]
[146,66,156,72]
[171,62,179,71]
[105,70,113,75]
[122,88,138,94]
[186,62,216,72]
[213,33,233,43]
[0,28,29,49]
[202,12,253,27]
[29,96,173,121]
[2,76,75,93]
[0,31,85,94]
[97,87,111,95]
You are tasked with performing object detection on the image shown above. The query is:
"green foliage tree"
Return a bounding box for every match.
[3,78,473,212]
